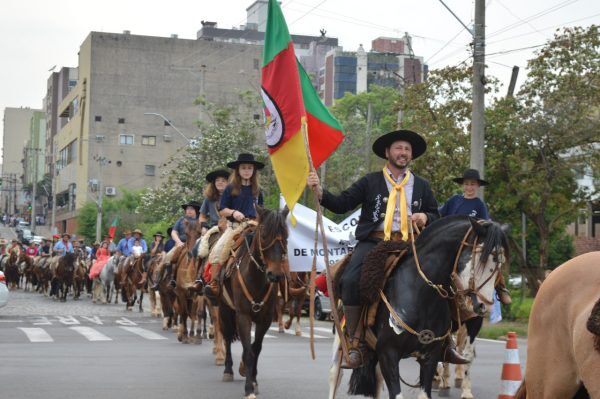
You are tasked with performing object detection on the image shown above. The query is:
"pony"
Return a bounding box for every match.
[514,251,600,398]
[218,207,289,399]
[330,216,509,399]
[145,254,164,317]
[172,219,204,343]
[54,253,77,302]
[72,251,87,300]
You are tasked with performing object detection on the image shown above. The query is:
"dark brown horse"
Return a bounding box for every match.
[275,271,308,336]
[218,207,289,399]
[54,253,76,302]
[22,253,36,291]
[3,251,19,290]
[72,251,87,300]
[120,255,145,312]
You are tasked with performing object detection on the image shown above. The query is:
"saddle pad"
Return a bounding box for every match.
[360,241,409,305]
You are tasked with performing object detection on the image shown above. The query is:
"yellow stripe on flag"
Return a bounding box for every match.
[270,128,309,224]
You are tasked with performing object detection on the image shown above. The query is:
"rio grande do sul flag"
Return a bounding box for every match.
[261,0,309,216]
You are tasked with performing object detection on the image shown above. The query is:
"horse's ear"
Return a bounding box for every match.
[469,217,488,237]
[281,205,289,219]
[255,205,265,220]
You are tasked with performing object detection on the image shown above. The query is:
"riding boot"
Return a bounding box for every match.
[496,284,512,305]
[442,335,469,365]
[204,263,222,298]
[340,305,365,369]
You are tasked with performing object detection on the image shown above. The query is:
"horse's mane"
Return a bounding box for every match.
[258,208,288,243]
[416,215,509,265]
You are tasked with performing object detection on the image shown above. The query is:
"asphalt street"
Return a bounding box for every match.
[0,226,526,398]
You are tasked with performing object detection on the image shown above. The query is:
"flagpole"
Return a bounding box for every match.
[301,120,350,364]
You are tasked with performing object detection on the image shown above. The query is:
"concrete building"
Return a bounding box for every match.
[2,107,41,215]
[44,67,78,177]
[322,36,427,106]
[52,31,262,233]
[197,0,339,89]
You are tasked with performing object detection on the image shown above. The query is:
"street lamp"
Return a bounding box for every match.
[143,112,191,143]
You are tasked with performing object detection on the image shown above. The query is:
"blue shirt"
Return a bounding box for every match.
[439,194,489,220]
[173,216,198,242]
[53,240,74,255]
[117,237,131,256]
[127,237,147,254]
[164,239,176,253]
[220,185,264,220]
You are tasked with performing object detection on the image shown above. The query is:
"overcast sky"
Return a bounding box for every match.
[1,0,598,150]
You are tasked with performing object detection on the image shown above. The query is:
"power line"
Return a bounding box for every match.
[289,0,328,25]
[494,0,547,39]
[426,28,470,64]
[486,43,546,57]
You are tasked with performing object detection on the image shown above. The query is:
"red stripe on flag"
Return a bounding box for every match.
[306,112,345,169]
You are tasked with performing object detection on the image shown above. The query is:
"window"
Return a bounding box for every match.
[94,115,102,122]
[145,165,156,176]
[141,135,156,146]
[119,134,134,145]
[118,118,125,124]
[253,114,261,120]
[57,139,77,169]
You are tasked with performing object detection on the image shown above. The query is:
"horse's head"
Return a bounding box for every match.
[255,206,289,283]
[454,218,510,315]
[184,219,203,253]
[60,252,77,273]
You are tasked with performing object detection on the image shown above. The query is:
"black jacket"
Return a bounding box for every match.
[321,171,440,241]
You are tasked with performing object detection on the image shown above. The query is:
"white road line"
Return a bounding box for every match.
[119,326,167,340]
[311,327,333,334]
[269,327,326,339]
[18,327,53,342]
[251,331,276,339]
[476,337,506,344]
[0,319,23,323]
[69,326,112,341]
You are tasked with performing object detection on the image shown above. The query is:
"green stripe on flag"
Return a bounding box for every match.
[298,62,344,132]
[262,0,293,66]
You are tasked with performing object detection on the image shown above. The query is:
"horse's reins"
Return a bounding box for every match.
[234,227,287,313]
[379,220,503,346]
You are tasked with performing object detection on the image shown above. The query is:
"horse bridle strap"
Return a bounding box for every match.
[379,289,451,345]
[409,222,452,299]
[235,267,274,313]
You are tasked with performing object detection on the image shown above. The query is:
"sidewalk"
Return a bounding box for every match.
[0,224,17,240]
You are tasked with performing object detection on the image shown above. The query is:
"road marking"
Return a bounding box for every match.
[115,317,137,326]
[269,327,326,339]
[119,326,167,340]
[30,316,52,325]
[251,331,276,339]
[0,319,23,323]
[476,338,505,344]
[69,326,112,341]
[80,316,103,325]
[56,316,80,325]
[311,327,333,335]
[18,327,53,342]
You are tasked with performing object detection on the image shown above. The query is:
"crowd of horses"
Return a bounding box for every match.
[2,210,599,399]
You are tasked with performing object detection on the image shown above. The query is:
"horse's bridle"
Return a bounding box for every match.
[234,226,288,313]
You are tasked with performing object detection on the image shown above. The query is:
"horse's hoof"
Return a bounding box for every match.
[253,382,259,395]
[244,394,256,399]
[215,358,225,366]
[454,379,463,388]
[222,373,233,382]
[239,361,246,377]
[209,332,214,339]
[278,327,284,333]
[439,387,450,397]
[295,330,302,337]
[461,391,474,399]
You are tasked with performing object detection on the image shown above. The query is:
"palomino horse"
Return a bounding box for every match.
[173,219,204,343]
[333,216,509,399]
[120,255,146,312]
[515,251,600,398]
[218,207,289,399]
[54,253,77,302]
[275,272,308,336]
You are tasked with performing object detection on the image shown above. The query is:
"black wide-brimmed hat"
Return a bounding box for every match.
[452,169,488,186]
[372,130,427,160]
[181,200,202,213]
[62,232,71,239]
[226,153,265,170]
[153,232,165,238]
[205,169,230,183]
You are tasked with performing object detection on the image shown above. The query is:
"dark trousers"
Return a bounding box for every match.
[340,239,378,306]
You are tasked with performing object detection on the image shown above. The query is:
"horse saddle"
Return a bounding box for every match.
[223,225,257,279]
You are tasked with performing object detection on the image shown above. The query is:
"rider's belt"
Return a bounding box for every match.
[369,231,404,241]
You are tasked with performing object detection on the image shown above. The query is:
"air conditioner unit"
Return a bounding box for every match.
[105,187,117,196]
[163,134,172,142]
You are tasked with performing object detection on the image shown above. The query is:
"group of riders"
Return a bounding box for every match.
[2,129,513,372]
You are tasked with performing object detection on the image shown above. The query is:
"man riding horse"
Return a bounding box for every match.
[307,129,468,369]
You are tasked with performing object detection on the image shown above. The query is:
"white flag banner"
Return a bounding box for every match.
[280,195,360,272]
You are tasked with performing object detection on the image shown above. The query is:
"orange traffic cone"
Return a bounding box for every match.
[498,331,523,399]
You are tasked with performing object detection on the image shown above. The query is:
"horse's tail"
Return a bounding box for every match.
[513,379,526,399]
[586,296,600,352]
[348,354,378,397]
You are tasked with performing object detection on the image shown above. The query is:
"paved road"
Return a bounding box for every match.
[0,226,526,399]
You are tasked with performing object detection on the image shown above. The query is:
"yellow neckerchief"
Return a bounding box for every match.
[382,166,411,241]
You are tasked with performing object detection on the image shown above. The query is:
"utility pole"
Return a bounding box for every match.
[471,0,486,188]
